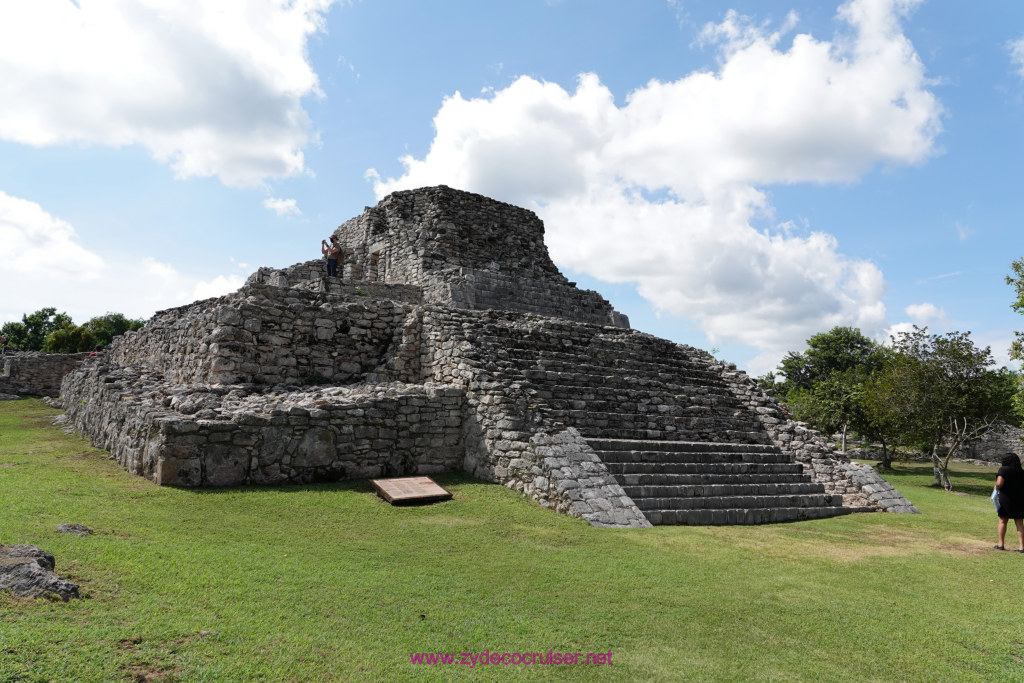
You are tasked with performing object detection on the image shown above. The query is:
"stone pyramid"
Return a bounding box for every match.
[62,186,917,527]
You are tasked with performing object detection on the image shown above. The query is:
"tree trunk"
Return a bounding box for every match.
[878,440,892,470]
[931,446,944,488]
[841,423,847,453]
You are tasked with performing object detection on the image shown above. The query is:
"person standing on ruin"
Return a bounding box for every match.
[994,452,1024,552]
[322,236,342,278]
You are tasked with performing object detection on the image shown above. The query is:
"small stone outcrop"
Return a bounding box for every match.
[56,523,94,537]
[0,545,81,600]
[59,186,918,527]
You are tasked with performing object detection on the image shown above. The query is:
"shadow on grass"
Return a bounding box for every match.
[177,471,482,497]
[875,461,998,498]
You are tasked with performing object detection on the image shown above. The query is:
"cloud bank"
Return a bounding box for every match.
[0,191,242,324]
[0,0,337,188]
[368,0,941,373]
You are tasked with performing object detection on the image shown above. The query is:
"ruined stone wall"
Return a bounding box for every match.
[963,424,1024,462]
[0,352,93,397]
[326,186,628,328]
[61,363,465,487]
[108,283,415,386]
[334,186,563,285]
[246,261,425,304]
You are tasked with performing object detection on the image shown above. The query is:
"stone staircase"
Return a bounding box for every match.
[463,318,855,525]
[588,438,851,525]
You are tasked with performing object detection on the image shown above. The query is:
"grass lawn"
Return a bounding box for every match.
[1,398,1022,682]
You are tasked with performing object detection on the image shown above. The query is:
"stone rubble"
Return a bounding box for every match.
[0,545,80,601]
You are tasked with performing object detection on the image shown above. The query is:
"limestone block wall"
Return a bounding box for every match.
[108,283,414,386]
[0,352,93,397]
[61,363,465,487]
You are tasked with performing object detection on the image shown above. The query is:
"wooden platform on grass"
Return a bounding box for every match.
[370,476,452,505]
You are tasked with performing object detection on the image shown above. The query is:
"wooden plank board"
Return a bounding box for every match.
[371,476,453,505]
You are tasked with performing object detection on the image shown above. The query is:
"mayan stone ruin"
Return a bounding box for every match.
[60,185,918,527]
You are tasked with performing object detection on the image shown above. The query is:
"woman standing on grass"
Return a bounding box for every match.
[994,453,1024,552]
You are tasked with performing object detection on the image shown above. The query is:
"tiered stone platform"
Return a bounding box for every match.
[60,186,918,527]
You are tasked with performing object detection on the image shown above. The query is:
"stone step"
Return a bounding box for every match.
[615,472,811,486]
[544,411,750,433]
[581,428,767,443]
[630,493,842,511]
[537,356,724,377]
[535,387,735,403]
[501,347,721,378]
[595,449,793,465]
[603,461,805,476]
[587,439,779,453]
[622,482,826,498]
[645,506,852,526]
[520,355,727,378]
[528,397,719,414]
[523,370,733,392]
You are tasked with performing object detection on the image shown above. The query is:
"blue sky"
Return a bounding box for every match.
[1,0,1022,375]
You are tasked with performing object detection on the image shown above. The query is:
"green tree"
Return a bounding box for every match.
[0,307,73,351]
[787,366,877,455]
[778,326,882,393]
[1008,258,1024,422]
[42,322,95,354]
[863,327,1015,490]
[773,327,882,453]
[1008,258,1024,360]
[82,312,146,348]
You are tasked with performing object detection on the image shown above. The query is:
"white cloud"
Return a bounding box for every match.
[882,321,917,344]
[1009,35,1024,79]
[369,0,940,371]
[0,190,105,279]
[905,302,946,325]
[193,274,247,301]
[0,191,244,324]
[263,197,302,216]
[955,221,973,242]
[0,0,338,188]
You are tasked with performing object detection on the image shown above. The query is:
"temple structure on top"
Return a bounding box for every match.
[251,186,629,329]
[60,186,918,528]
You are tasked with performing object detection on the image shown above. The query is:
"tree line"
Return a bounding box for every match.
[1,307,146,354]
[759,258,1024,491]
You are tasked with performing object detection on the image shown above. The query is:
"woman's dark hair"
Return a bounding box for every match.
[1001,453,1023,471]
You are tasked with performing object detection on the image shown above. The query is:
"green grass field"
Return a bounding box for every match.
[1,398,1022,682]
